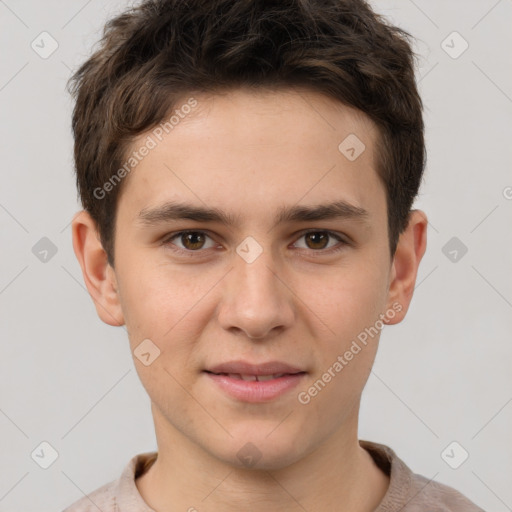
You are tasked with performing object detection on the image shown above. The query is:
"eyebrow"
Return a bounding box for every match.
[137,199,370,229]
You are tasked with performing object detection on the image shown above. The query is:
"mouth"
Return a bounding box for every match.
[203,360,307,402]
[204,371,301,382]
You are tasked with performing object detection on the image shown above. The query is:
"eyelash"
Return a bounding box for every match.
[161,229,350,257]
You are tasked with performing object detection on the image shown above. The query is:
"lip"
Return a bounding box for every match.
[204,372,306,403]
[204,360,307,403]
[206,360,304,376]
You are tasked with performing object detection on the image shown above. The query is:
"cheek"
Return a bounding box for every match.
[119,277,172,339]
[117,261,218,364]
[118,267,208,403]
[298,260,388,340]
[298,268,387,408]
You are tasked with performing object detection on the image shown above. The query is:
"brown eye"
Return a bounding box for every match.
[304,232,330,250]
[294,230,345,252]
[180,232,206,250]
[164,231,216,252]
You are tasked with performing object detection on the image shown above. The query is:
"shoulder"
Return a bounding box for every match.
[360,440,486,512]
[406,471,486,512]
[61,451,158,512]
[62,479,117,512]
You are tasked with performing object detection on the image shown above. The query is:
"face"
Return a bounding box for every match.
[81,87,416,470]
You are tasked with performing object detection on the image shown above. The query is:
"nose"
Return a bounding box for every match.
[217,246,295,340]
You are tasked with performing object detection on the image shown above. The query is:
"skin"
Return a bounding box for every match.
[72,87,427,511]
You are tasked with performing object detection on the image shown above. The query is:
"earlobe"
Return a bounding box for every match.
[384,209,428,325]
[71,210,125,327]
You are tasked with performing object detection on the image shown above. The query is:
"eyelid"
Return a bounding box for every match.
[294,228,349,245]
[163,229,219,253]
[291,229,350,256]
[162,228,350,255]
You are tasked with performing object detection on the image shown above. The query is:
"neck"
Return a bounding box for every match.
[136,405,389,512]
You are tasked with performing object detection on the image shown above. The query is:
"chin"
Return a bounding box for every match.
[209,429,308,471]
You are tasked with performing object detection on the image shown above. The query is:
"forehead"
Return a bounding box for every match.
[117,87,384,224]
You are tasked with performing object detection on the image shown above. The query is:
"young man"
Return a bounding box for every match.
[64,0,484,510]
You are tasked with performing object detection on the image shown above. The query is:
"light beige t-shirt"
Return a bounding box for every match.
[62,440,485,511]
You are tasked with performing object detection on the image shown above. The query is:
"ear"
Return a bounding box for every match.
[71,210,125,326]
[384,209,428,324]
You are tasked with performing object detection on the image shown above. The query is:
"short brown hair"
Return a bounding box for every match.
[68,0,425,266]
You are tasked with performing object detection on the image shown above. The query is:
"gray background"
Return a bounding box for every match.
[0,0,511,510]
